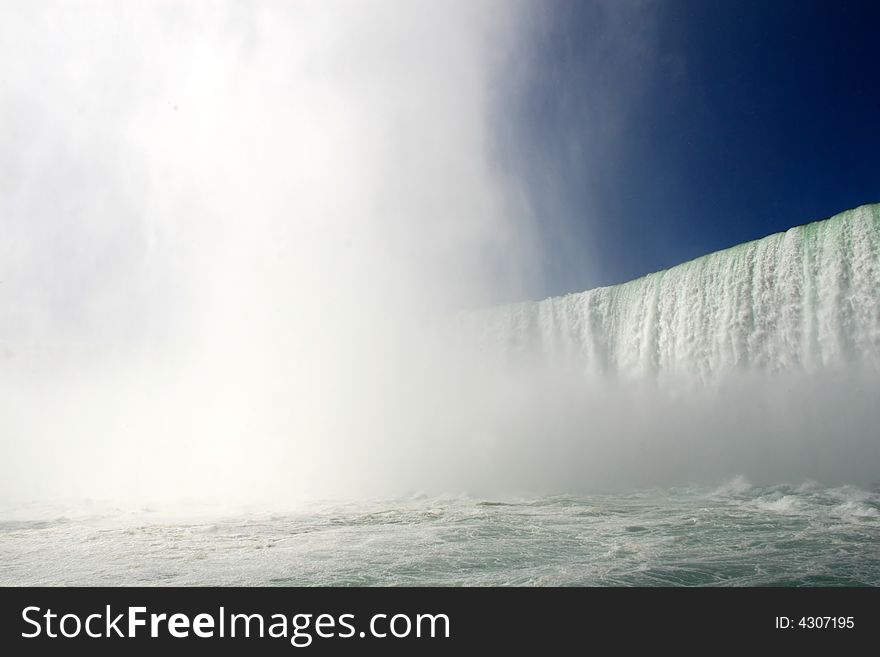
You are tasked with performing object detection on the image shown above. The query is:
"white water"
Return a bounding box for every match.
[466,204,880,382]
[3,482,878,585]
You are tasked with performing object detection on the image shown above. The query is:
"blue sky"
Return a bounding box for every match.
[512,0,880,296]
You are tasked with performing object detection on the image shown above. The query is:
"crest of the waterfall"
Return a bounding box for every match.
[467,204,880,382]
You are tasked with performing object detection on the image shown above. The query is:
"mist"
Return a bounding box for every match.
[2,2,878,507]
[0,0,546,503]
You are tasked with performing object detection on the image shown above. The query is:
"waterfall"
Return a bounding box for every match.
[470,204,880,383]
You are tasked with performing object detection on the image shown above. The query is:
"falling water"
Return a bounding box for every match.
[468,204,880,382]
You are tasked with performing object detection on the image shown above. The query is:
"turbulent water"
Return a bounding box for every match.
[468,204,880,380]
[2,481,878,586]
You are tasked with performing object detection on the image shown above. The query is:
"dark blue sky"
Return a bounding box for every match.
[513,0,880,297]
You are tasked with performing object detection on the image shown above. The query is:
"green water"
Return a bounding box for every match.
[2,480,877,586]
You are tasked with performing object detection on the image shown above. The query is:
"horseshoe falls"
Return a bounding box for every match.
[2,205,879,586]
[469,203,880,382]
